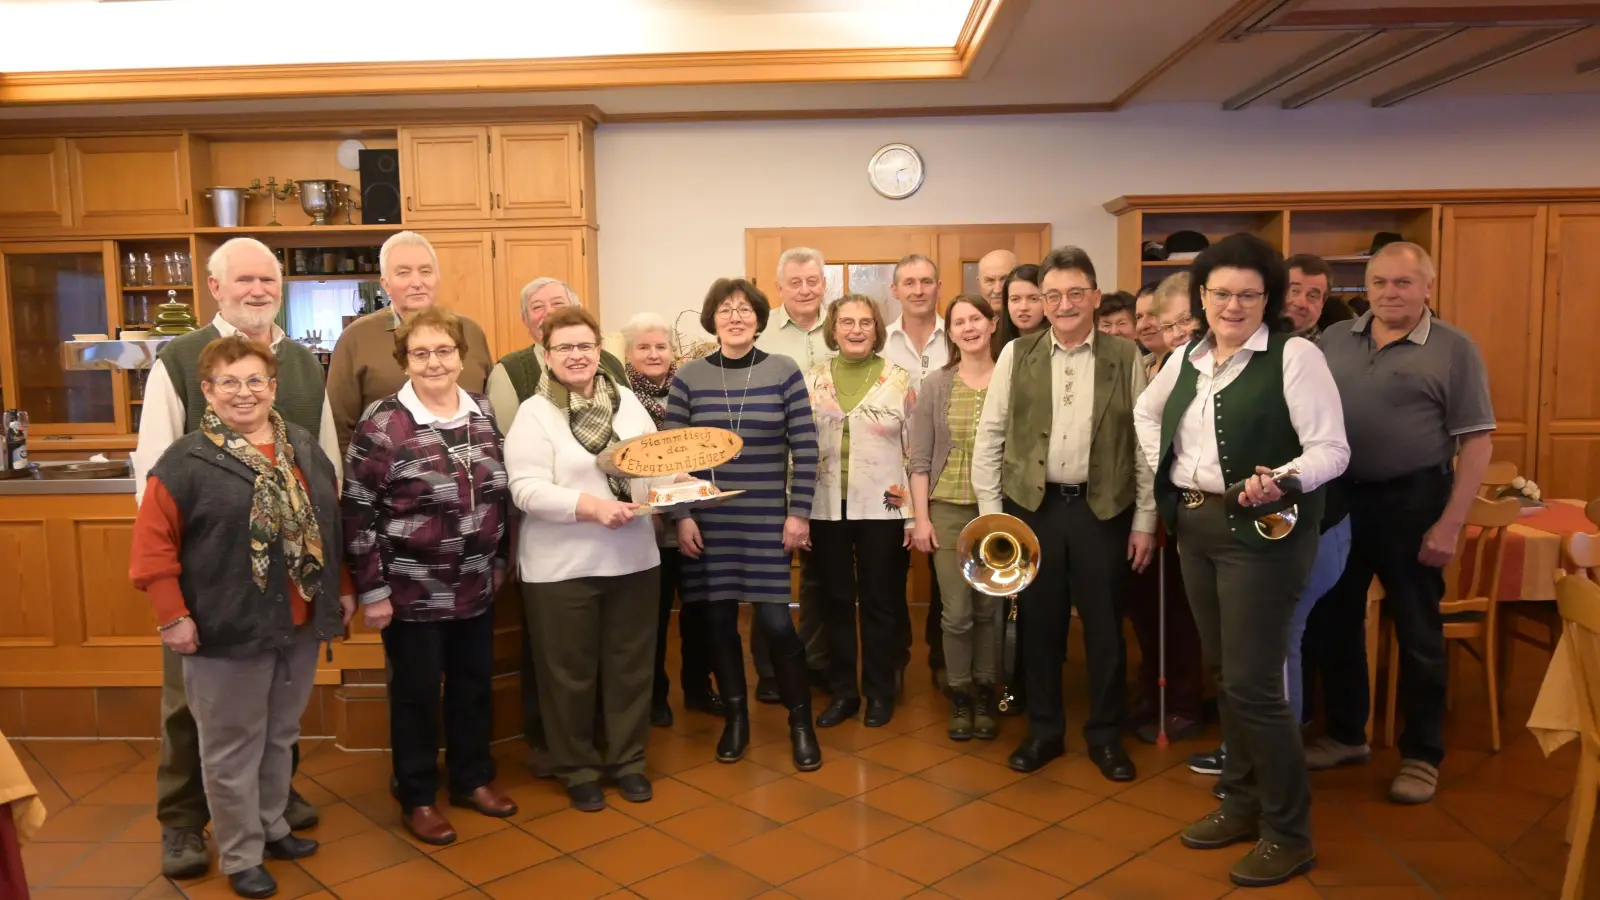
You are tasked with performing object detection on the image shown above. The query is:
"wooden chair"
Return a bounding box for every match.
[1589,498,1600,530]
[1383,496,1520,751]
[1571,531,1600,584]
[1477,459,1519,498]
[1553,570,1600,900]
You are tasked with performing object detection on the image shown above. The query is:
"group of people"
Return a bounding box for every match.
[127,225,1493,895]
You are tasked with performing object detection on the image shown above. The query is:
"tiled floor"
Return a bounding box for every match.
[15,610,1587,899]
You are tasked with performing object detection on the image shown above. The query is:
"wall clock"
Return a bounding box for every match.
[868,143,924,200]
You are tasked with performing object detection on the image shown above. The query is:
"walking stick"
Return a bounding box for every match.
[1156,525,1169,749]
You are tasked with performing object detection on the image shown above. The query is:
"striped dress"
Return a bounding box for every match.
[666,349,818,604]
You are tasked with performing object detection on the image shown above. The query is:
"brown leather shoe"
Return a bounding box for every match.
[402,806,457,846]
[450,784,519,818]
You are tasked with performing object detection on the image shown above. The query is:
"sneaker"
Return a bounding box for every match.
[284,789,318,831]
[1188,747,1225,776]
[1180,810,1258,850]
[1303,735,1371,772]
[1229,839,1316,887]
[160,826,210,880]
[1389,759,1440,804]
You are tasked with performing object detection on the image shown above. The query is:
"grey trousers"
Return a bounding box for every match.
[929,501,997,690]
[523,567,660,788]
[182,631,319,874]
[753,550,827,678]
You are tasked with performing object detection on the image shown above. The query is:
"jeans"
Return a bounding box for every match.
[1287,516,1351,723]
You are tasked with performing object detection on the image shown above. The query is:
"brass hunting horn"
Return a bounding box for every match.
[1225,463,1303,540]
[957,513,1041,714]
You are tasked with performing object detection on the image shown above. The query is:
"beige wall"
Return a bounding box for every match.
[593,95,1600,332]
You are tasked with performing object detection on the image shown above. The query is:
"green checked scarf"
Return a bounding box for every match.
[541,371,630,501]
[199,407,326,599]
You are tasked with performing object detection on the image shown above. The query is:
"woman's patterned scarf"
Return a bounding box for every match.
[199,407,325,599]
[541,370,630,501]
[625,362,676,429]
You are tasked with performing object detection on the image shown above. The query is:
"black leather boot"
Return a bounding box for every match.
[774,649,822,771]
[710,628,751,764]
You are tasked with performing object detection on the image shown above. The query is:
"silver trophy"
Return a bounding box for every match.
[295,179,342,226]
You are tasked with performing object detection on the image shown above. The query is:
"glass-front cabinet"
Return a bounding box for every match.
[0,242,126,434]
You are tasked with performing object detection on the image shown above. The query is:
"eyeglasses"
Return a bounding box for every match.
[551,342,599,356]
[836,317,875,331]
[716,305,756,320]
[407,346,459,363]
[1043,288,1094,306]
[1160,315,1195,335]
[207,375,274,395]
[1204,288,1265,307]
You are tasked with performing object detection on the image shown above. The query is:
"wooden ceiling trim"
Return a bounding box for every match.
[1104,187,1600,214]
[1274,3,1600,30]
[1370,25,1588,105]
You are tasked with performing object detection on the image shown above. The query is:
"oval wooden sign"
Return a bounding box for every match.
[601,427,744,478]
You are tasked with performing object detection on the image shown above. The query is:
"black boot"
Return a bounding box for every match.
[710,628,751,764]
[773,649,823,772]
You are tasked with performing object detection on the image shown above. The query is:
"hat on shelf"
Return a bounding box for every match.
[1141,240,1169,261]
[1368,231,1404,255]
[1164,230,1210,254]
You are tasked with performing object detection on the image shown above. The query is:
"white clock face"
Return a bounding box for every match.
[869,144,924,199]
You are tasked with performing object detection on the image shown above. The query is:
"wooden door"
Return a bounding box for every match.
[1538,204,1600,500]
[490,124,585,222]
[416,231,496,357]
[492,228,591,356]
[0,138,71,231]
[66,136,189,231]
[1437,205,1547,476]
[400,127,492,223]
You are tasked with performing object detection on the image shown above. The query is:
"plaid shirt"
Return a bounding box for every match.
[341,391,510,621]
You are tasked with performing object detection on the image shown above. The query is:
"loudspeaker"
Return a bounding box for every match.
[359,149,402,224]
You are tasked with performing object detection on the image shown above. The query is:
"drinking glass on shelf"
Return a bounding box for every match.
[123,253,139,287]
[179,251,192,285]
[140,252,155,286]
[163,253,178,285]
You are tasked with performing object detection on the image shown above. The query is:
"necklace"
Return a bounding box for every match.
[718,351,755,460]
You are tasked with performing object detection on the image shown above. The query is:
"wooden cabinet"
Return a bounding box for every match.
[1537,205,1600,501]
[67,136,190,231]
[0,138,71,230]
[491,124,586,222]
[400,127,492,222]
[417,230,498,356]
[1437,205,1547,476]
[493,228,593,355]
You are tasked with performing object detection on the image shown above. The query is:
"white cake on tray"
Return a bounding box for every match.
[648,478,717,506]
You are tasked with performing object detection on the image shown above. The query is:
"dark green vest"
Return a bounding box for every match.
[499,344,626,403]
[1155,332,1324,548]
[1000,330,1139,519]
[157,325,328,436]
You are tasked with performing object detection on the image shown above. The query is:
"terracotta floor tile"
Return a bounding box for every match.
[289,776,338,808]
[1060,800,1184,853]
[858,826,989,884]
[859,777,973,823]
[877,704,946,735]
[50,842,161,888]
[925,800,1048,852]
[1432,882,1556,900]
[54,770,131,803]
[307,760,394,800]
[1390,840,1538,889]
[292,745,374,778]
[743,738,813,774]
[656,801,777,853]
[1220,878,1321,899]
[130,877,183,899]
[1000,825,1132,884]
[728,777,846,824]
[934,854,1073,900]
[789,801,914,853]
[1083,856,1231,900]
[33,805,148,844]
[21,841,97,885]
[675,760,788,798]
[813,720,899,753]
[631,855,770,900]
[501,779,576,823]
[340,787,404,830]
[1113,776,1222,824]
[1505,828,1570,894]
[521,806,643,853]
[1142,834,1242,884]
[332,857,471,900]
[182,860,321,900]
[298,826,422,885]
[983,777,1101,824]
[784,856,921,900]
[1306,839,1423,887]
[792,755,903,798]
[1035,755,1129,798]
[432,827,560,884]
[919,756,1025,797]
[481,857,620,900]
[1354,800,1475,843]
[393,808,511,853]
[854,735,963,774]
[294,801,378,844]
[613,777,720,825]
[76,774,155,807]
[574,827,702,885]
[715,827,845,885]
[109,815,160,844]
[646,736,717,776]
[27,889,142,900]
[25,741,142,778]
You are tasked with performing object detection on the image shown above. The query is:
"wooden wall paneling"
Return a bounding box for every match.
[67,135,191,231]
[1538,204,1600,500]
[204,136,400,229]
[184,134,212,231]
[745,232,786,298]
[492,228,587,355]
[101,241,132,432]
[932,226,1052,312]
[76,521,160,645]
[417,230,497,356]
[0,519,55,647]
[1438,204,1547,476]
[490,124,584,222]
[399,127,491,223]
[0,138,72,230]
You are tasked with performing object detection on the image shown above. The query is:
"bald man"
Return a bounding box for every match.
[977,250,1018,315]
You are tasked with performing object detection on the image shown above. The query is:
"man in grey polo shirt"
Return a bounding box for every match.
[1307,241,1495,805]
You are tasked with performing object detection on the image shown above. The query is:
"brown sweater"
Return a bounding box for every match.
[326,308,494,452]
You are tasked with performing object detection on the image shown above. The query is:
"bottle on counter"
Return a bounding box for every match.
[1,410,29,473]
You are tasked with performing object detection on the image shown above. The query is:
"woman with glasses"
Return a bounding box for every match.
[506,306,667,812]
[343,307,516,846]
[1134,234,1348,888]
[668,278,823,772]
[1150,271,1195,377]
[131,335,353,900]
